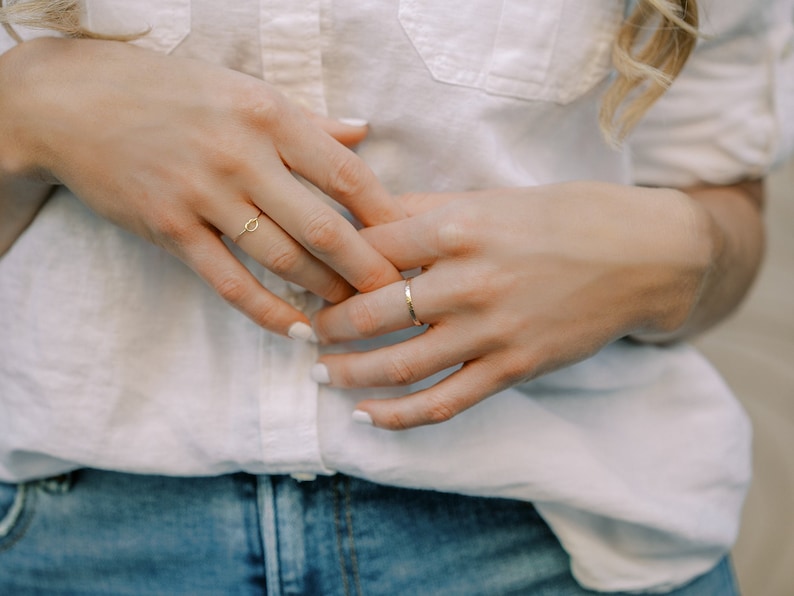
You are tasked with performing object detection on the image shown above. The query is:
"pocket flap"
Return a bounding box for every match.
[82,0,191,54]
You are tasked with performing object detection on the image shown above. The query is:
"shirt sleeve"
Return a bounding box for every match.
[629,0,794,187]
[1,23,20,55]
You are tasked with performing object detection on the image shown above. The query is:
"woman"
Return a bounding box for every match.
[1,0,791,593]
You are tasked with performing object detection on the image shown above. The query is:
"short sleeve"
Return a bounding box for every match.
[629,0,794,187]
[1,24,20,55]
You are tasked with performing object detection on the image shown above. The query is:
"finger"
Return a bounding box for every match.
[358,210,465,272]
[396,191,467,216]
[249,165,403,293]
[304,112,370,148]
[214,202,354,304]
[179,227,311,336]
[314,327,480,389]
[274,108,405,226]
[354,359,504,430]
[313,275,439,343]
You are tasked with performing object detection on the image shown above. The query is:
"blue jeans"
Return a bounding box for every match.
[0,470,738,595]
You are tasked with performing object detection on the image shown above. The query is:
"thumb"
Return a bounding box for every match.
[305,112,370,148]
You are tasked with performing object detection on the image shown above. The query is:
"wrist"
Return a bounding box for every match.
[627,187,719,342]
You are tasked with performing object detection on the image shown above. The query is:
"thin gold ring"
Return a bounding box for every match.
[234,210,264,243]
[404,278,423,326]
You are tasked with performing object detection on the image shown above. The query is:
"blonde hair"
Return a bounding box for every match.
[603,0,699,145]
[0,0,143,42]
[1,0,699,143]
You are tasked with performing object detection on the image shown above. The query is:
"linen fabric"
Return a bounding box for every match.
[1,0,791,591]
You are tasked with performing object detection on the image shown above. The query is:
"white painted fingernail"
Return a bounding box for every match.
[352,410,374,426]
[310,363,331,384]
[288,322,317,342]
[338,117,368,127]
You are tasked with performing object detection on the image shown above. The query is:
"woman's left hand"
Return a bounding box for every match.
[311,181,717,429]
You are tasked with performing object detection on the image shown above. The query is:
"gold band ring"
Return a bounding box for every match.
[234,210,264,243]
[404,278,423,326]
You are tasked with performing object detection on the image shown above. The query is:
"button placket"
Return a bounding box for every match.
[259,0,328,115]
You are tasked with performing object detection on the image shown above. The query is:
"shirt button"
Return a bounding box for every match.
[286,284,309,310]
[287,281,308,294]
[290,472,317,482]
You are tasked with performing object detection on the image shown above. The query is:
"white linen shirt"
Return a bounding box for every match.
[1,0,792,592]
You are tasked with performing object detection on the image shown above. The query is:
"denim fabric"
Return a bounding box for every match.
[0,470,739,595]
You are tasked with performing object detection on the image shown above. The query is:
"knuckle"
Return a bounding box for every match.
[151,210,196,246]
[321,275,355,304]
[335,368,357,389]
[383,354,419,386]
[213,273,250,306]
[326,152,367,200]
[349,299,380,337]
[499,346,547,385]
[467,272,500,308]
[380,409,413,431]
[150,209,180,238]
[500,357,533,385]
[202,143,243,179]
[301,210,344,256]
[351,267,392,293]
[422,395,458,425]
[436,210,477,255]
[248,300,281,328]
[234,84,283,127]
[264,238,301,276]
[448,269,497,310]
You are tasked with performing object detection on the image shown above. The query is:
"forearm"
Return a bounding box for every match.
[633,179,765,343]
[0,40,55,256]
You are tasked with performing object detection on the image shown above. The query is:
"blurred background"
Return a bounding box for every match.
[694,158,793,596]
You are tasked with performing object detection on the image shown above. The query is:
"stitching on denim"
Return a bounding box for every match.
[247,475,269,593]
[0,483,25,538]
[343,477,363,596]
[0,483,36,554]
[332,476,352,596]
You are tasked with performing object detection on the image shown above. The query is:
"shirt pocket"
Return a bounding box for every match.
[398,0,623,104]
[82,0,191,54]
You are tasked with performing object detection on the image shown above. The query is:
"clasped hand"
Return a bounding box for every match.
[0,40,713,431]
[313,183,712,430]
[0,37,404,336]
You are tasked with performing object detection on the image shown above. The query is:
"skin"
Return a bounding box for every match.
[0,38,766,432]
[0,37,404,334]
[311,181,765,429]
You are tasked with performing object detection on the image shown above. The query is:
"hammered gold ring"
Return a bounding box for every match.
[404,278,423,326]
[234,210,264,243]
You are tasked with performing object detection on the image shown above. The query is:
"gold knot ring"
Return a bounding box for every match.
[234,210,264,243]
[404,278,423,326]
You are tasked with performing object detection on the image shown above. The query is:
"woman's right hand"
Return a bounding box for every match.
[0,37,404,336]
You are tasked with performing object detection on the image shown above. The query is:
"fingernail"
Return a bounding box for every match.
[288,322,317,343]
[352,410,374,426]
[310,363,331,384]
[338,117,368,127]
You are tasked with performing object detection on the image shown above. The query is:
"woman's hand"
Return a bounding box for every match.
[311,181,758,430]
[0,37,404,335]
